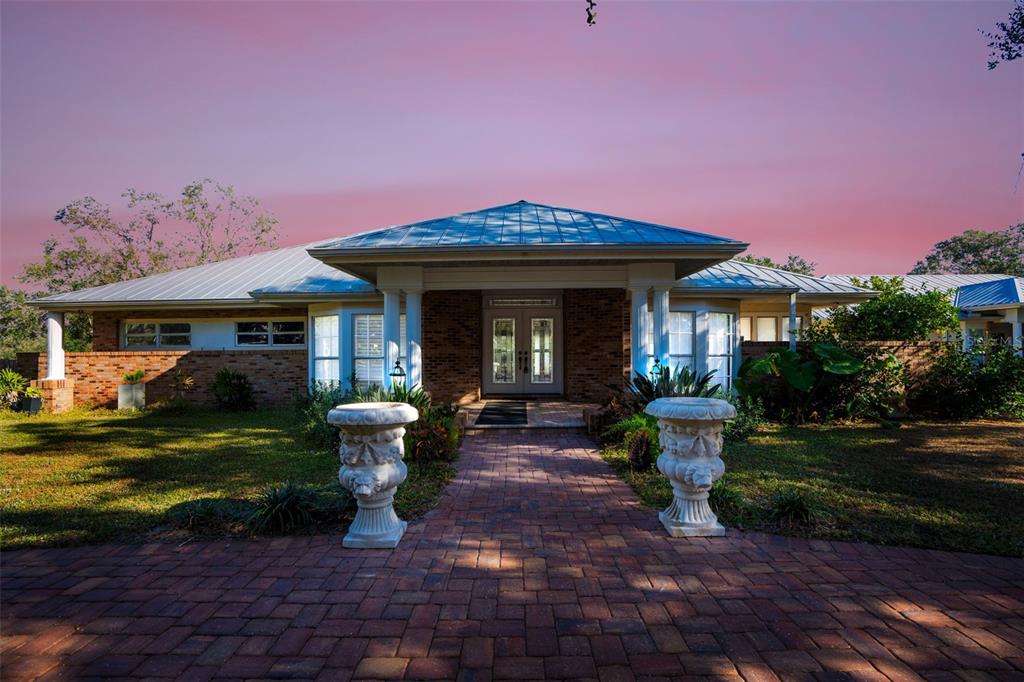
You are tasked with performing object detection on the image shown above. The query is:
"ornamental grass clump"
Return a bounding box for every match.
[768,488,825,528]
[247,482,319,534]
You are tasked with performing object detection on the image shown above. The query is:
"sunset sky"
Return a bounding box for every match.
[2,0,1021,287]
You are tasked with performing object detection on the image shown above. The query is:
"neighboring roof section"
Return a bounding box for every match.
[679,261,874,298]
[33,244,373,308]
[954,277,1024,310]
[823,274,1009,295]
[314,200,745,250]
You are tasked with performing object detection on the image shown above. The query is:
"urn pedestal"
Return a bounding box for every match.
[645,397,736,538]
[327,401,419,549]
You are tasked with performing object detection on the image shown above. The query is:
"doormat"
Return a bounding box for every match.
[475,401,528,426]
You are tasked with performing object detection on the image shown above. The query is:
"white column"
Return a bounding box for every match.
[45,312,65,380]
[788,293,798,352]
[1013,318,1023,357]
[382,290,401,389]
[405,289,423,388]
[652,287,670,370]
[630,287,650,377]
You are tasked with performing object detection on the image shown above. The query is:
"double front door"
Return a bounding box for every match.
[482,308,563,395]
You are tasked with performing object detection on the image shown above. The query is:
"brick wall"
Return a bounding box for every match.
[17,350,306,408]
[741,341,950,378]
[564,288,630,403]
[423,290,482,404]
[91,307,308,350]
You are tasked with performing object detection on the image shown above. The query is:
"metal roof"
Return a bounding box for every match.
[314,200,744,250]
[954,277,1024,309]
[33,243,373,307]
[684,261,873,295]
[823,274,1009,295]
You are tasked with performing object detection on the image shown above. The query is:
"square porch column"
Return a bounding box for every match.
[405,289,423,388]
[45,311,65,380]
[652,286,670,369]
[630,286,650,377]
[382,289,401,389]
[1013,317,1023,357]
[788,293,798,352]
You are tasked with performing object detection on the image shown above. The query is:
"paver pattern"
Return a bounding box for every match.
[3,431,1024,680]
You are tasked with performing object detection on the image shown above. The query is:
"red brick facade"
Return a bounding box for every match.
[564,288,630,403]
[91,308,308,350]
[18,350,306,408]
[423,290,482,404]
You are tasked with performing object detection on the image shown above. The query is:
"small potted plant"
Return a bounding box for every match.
[118,369,146,410]
[21,386,43,415]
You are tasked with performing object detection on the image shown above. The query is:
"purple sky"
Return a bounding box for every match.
[2,1,1022,286]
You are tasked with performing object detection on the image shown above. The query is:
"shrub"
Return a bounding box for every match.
[814,276,959,342]
[298,382,348,450]
[212,367,255,410]
[910,339,1024,420]
[624,364,722,407]
[768,488,824,527]
[0,368,28,408]
[406,402,462,462]
[166,497,254,532]
[122,369,144,384]
[709,478,745,516]
[247,482,319,534]
[723,397,766,443]
[602,412,658,446]
[624,428,656,470]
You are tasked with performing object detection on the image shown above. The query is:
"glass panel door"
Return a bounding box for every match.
[492,318,516,384]
[530,317,553,384]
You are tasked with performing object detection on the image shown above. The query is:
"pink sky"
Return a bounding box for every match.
[2,1,1022,286]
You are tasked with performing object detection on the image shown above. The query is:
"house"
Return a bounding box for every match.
[823,274,1024,350]
[24,201,874,409]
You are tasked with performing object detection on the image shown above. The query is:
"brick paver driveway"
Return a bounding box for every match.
[3,431,1024,680]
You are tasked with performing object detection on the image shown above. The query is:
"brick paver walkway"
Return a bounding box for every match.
[3,431,1024,680]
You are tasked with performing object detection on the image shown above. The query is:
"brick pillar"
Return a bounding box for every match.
[31,379,74,413]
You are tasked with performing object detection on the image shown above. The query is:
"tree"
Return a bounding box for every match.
[811,277,960,343]
[0,287,45,359]
[736,253,817,276]
[983,0,1024,70]
[18,179,278,348]
[910,223,1024,276]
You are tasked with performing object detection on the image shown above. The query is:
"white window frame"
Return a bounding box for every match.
[668,311,695,371]
[312,314,340,386]
[755,316,778,343]
[234,319,306,348]
[123,321,192,349]
[707,311,735,392]
[349,312,406,389]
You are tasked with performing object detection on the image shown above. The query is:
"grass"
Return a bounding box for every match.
[0,407,455,549]
[602,420,1024,557]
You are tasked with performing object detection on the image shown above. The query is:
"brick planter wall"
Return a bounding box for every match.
[564,289,630,403]
[423,290,482,404]
[17,350,306,408]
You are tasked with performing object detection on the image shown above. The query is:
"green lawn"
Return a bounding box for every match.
[0,408,454,549]
[602,420,1024,557]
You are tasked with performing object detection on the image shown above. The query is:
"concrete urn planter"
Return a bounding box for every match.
[117,383,145,410]
[645,397,736,538]
[327,401,419,548]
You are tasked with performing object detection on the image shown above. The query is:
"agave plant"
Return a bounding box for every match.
[0,368,28,409]
[625,363,722,407]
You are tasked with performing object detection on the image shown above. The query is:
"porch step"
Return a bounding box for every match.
[464,425,587,436]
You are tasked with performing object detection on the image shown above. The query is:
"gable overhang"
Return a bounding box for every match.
[308,242,748,285]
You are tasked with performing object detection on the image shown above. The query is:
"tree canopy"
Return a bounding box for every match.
[1,180,278,357]
[983,0,1023,70]
[809,277,960,343]
[911,223,1023,277]
[736,253,817,276]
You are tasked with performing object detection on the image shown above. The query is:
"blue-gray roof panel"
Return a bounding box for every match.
[954,277,1024,309]
[316,200,742,250]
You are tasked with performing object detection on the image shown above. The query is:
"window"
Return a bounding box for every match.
[352,314,406,388]
[668,311,695,370]
[313,315,340,385]
[124,322,191,348]
[755,317,777,342]
[707,312,735,392]
[235,320,305,346]
[353,314,384,387]
[739,317,752,341]
[781,316,803,341]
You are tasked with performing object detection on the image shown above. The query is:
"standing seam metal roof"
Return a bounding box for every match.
[314,200,744,250]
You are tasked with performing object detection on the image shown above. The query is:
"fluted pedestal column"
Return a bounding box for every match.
[645,397,736,537]
[328,401,419,548]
